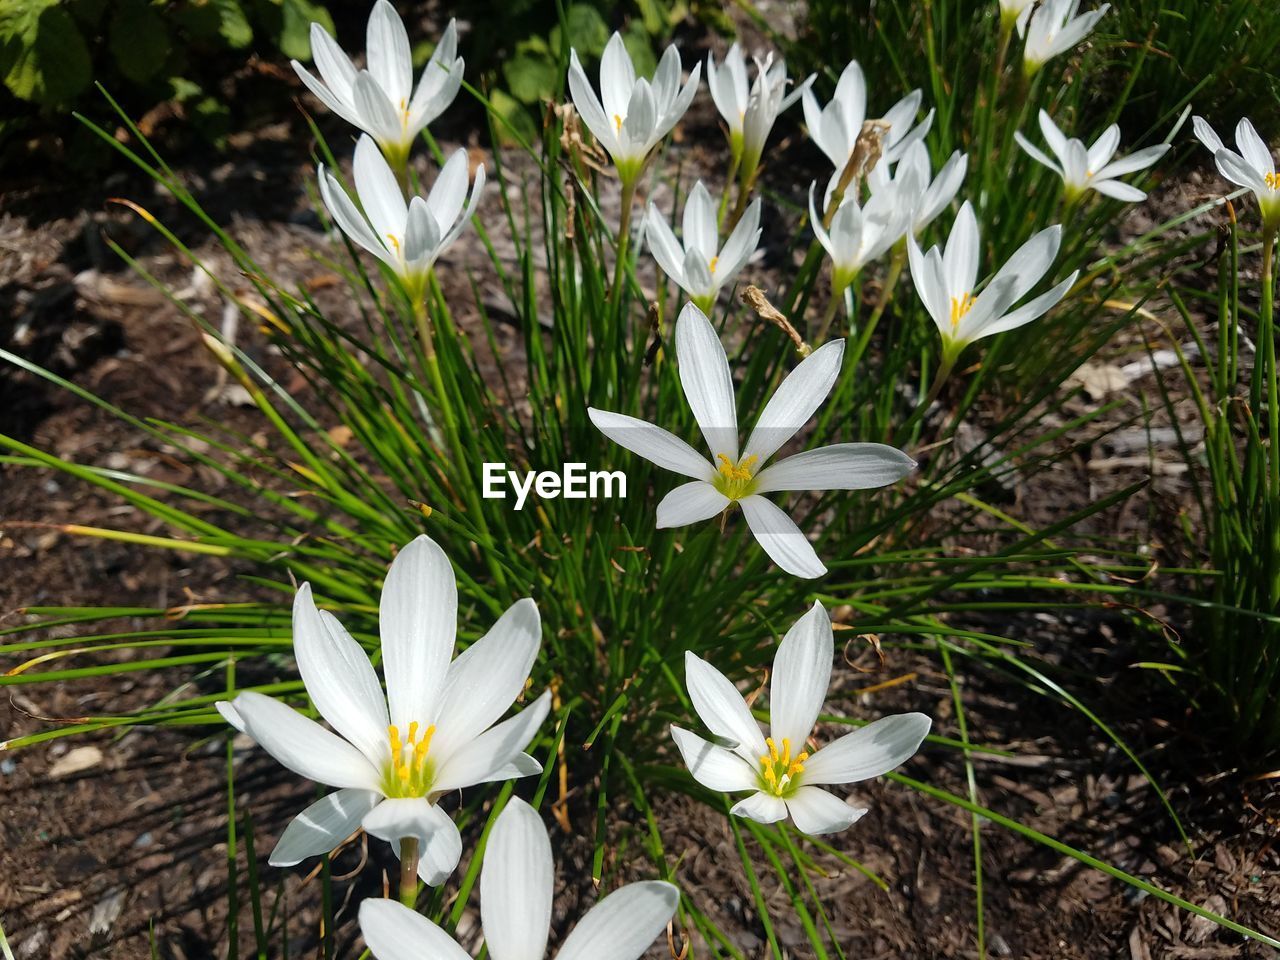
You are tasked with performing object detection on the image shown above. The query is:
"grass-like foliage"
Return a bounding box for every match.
[2,1,1278,955]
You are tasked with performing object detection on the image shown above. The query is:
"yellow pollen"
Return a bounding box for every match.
[399,97,410,123]
[1267,172,1279,190]
[614,113,624,132]
[384,722,437,797]
[386,233,402,256]
[714,453,758,500]
[758,736,809,796]
[709,255,719,274]
[949,291,975,330]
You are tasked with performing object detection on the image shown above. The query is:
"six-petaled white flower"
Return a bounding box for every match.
[867,140,968,238]
[672,602,931,833]
[1016,110,1167,203]
[1193,116,1280,235]
[909,202,1078,362]
[588,303,916,579]
[319,135,484,302]
[802,60,934,176]
[359,798,679,960]
[215,535,550,886]
[293,2,463,170]
[809,175,917,296]
[567,32,701,185]
[1018,0,1110,76]
[707,43,814,181]
[646,181,762,314]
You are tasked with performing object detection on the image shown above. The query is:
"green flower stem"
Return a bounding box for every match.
[812,281,847,344]
[398,836,420,907]
[1258,228,1278,486]
[610,176,639,323]
[850,245,907,368]
[894,349,957,445]
[719,144,743,230]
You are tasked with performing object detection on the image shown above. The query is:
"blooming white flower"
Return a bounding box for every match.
[215,535,550,886]
[359,798,679,960]
[567,32,701,184]
[867,140,968,238]
[1193,116,1280,234]
[318,135,483,301]
[999,0,1037,29]
[809,175,916,295]
[588,303,915,579]
[293,2,463,168]
[672,602,931,834]
[1018,0,1110,76]
[908,202,1078,361]
[707,44,814,178]
[801,60,933,175]
[1015,110,1167,202]
[646,181,761,314]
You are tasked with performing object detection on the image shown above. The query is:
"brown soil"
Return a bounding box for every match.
[2,34,1278,960]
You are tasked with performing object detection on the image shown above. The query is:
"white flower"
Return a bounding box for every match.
[809,175,916,294]
[215,535,550,886]
[999,0,1037,27]
[707,44,814,176]
[1015,110,1167,202]
[359,798,679,960]
[567,32,701,184]
[801,60,933,174]
[646,181,761,313]
[1193,116,1280,234]
[908,201,1078,360]
[293,2,463,167]
[672,602,931,834]
[588,303,915,579]
[1018,0,1110,76]
[318,135,484,301]
[867,140,968,237]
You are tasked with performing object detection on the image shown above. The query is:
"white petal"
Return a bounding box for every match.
[403,196,442,267]
[380,535,458,731]
[270,788,382,866]
[986,224,1061,307]
[1216,148,1268,194]
[354,135,408,241]
[622,80,658,154]
[431,690,551,793]
[754,443,916,493]
[556,882,680,960]
[318,165,396,269]
[730,791,788,823]
[675,302,739,460]
[656,481,731,528]
[359,899,472,960]
[481,798,553,960]
[980,270,1077,338]
[568,52,617,155]
[352,70,405,147]
[1093,144,1168,179]
[670,725,759,792]
[587,408,715,481]
[682,247,714,298]
[292,583,389,765]
[1014,131,1062,177]
[943,201,979,296]
[742,339,844,464]
[683,181,719,260]
[645,206,687,286]
[599,32,637,120]
[683,651,768,763]
[419,807,463,885]
[802,712,932,784]
[362,797,461,885]
[908,238,947,332]
[307,24,357,105]
[426,149,470,240]
[1038,109,1069,165]
[221,691,381,790]
[431,598,541,761]
[784,786,867,835]
[1091,178,1147,202]
[717,198,761,278]
[1191,115,1223,154]
[1087,124,1121,172]
[769,601,832,749]
[738,495,826,579]
[295,61,365,129]
[438,162,484,253]
[366,0,412,107]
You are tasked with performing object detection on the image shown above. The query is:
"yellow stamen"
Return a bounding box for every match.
[386,233,403,256]
[384,722,438,797]
[949,291,975,330]
[758,735,809,797]
[614,113,624,132]
[399,97,410,123]
[1266,172,1279,190]
[709,255,719,274]
[714,453,759,501]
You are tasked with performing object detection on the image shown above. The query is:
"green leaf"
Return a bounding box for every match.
[109,0,172,84]
[0,1,91,105]
[550,5,610,60]
[488,88,538,146]
[620,23,658,79]
[503,48,558,105]
[277,0,334,61]
[177,0,254,49]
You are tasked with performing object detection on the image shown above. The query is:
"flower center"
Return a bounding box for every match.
[949,291,975,330]
[383,722,437,798]
[714,453,758,500]
[758,736,808,797]
[1266,172,1279,190]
